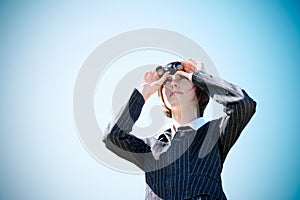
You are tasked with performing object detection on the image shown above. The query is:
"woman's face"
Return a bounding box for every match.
[162,73,198,110]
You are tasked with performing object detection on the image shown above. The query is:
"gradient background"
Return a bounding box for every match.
[1,0,299,199]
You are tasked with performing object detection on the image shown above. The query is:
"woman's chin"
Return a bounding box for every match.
[168,98,185,107]
[169,103,182,110]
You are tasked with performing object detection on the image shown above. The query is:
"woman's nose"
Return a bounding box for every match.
[170,79,178,87]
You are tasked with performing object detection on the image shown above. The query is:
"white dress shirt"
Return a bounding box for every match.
[169,117,206,139]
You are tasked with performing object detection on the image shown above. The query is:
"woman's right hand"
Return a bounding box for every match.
[139,70,170,101]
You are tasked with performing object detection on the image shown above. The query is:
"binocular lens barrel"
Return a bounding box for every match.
[155,62,183,77]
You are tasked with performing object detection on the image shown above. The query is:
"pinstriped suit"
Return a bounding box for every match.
[103,70,256,200]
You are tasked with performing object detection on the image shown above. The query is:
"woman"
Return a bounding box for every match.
[103,59,256,200]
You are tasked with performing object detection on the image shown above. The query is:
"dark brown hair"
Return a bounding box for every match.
[158,84,209,118]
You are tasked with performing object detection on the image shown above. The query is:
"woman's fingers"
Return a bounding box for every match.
[156,71,170,85]
[185,66,196,73]
[176,70,190,79]
[188,58,197,66]
[152,70,159,81]
[182,61,196,73]
[144,71,150,82]
[144,70,161,83]
[187,58,206,72]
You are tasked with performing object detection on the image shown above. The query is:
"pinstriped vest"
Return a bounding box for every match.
[144,123,227,200]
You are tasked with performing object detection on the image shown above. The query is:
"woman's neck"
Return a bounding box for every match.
[171,104,199,125]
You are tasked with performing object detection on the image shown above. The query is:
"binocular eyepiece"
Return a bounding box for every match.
[156,61,184,78]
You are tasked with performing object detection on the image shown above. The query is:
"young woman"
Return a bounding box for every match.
[103,59,256,200]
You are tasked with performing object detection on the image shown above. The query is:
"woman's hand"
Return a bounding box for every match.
[178,58,205,80]
[140,70,170,101]
[181,58,206,73]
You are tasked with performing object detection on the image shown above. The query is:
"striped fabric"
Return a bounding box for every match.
[103,70,256,200]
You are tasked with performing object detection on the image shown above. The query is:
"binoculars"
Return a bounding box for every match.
[156,61,184,78]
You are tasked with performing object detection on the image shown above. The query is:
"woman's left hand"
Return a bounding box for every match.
[176,70,191,80]
[181,58,206,72]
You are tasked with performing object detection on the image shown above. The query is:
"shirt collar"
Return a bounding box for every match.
[173,117,206,131]
[165,117,206,139]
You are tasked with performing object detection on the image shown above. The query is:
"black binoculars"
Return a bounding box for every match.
[155,61,184,78]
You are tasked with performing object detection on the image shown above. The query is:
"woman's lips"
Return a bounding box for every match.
[170,91,183,97]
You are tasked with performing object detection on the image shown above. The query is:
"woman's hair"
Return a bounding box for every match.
[158,83,209,118]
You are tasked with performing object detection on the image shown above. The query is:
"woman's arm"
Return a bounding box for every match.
[103,71,169,170]
[180,60,257,162]
[103,89,151,170]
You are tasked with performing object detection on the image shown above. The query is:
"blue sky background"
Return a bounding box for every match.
[0,0,299,199]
